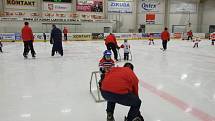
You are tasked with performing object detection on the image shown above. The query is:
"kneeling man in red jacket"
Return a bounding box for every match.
[101,63,144,121]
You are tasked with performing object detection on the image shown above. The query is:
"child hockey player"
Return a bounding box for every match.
[210,32,215,46]
[148,33,154,45]
[120,39,130,61]
[99,50,115,80]
[193,36,201,48]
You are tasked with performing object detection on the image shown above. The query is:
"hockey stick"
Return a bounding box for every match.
[129,48,132,61]
[117,49,121,61]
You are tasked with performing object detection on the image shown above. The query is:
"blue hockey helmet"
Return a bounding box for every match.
[103,50,112,56]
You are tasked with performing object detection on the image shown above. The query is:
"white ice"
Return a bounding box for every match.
[0,40,215,121]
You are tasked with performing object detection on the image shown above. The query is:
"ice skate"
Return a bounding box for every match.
[32,55,36,58]
[124,116,127,121]
[132,117,143,121]
[107,112,115,121]
[24,55,28,59]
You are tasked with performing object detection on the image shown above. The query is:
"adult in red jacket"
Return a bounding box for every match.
[21,22,36,58]
[63,27,68,41]
[105,33,119,61]
[101,63,144,121]
[187,30,193,40]
[161,27,170,51]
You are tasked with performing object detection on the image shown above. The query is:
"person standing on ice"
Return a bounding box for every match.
[99,50,115,81]
[193,36,201,48]
[63,27,68,41]
[100,63,144,121]
[161,27,170,51]
[43,32,47,42]
[0,39,3,53]
[210,32,215,46]
[148,33,154,45]
[50,24,63,56]
[120,39,130,60]
[21,22,36,58]
[187,30,193,41]
[105,33,120,61]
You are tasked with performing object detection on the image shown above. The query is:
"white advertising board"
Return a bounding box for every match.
[43,2,72,12]
[108,1,133,13]
[139,0,162,12]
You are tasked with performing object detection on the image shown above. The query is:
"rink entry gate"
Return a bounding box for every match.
[89,71,105,103]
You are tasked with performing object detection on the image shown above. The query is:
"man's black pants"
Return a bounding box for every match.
[162,40,168,50]
[23,40,36,56]
[106,43,118,61]
[101,90,143,121]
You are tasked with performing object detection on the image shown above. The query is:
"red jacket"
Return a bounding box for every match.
[101,67,139,96]
[21,25,34,41]
[105,34,117,45]
[187,31,193,36]
[63,28,68,34]
[161,30,170,41]
[210,33,215,40]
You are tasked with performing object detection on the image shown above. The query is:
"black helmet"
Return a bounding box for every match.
[123,62,134,70]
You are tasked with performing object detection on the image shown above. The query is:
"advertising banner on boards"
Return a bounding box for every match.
[43,2,72,12]
[108,1,133,13]
[76,0,103,12]
[4,0,38,10]
[139,0,161,13]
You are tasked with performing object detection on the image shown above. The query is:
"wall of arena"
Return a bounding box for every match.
[0,32,209,42]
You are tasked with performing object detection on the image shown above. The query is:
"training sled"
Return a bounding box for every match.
[89,71,105,103]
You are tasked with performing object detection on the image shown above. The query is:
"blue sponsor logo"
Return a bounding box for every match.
[15,32,21,40]
[142,2,157,11]
[111,2,130,7]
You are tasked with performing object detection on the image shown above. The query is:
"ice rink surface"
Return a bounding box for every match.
[0,40,215,121]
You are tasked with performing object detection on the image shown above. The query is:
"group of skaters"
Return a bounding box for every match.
[1,22,215,121]
[3,22,68,58]
[22,22,65,58]
[149,28,215,50]
[187,30,215,48]
[0,22,69,58]
[98,28,215,121]
[98,33,144,121]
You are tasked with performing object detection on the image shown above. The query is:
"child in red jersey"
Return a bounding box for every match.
[210,32,215,46]
[99,50,115,73]
[99,50,115,82]
[148,33,154,45]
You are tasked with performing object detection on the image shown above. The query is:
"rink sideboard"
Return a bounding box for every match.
[0,33,209,42]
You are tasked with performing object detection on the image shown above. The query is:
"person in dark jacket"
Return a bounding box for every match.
[101,63,144,121]
[43,32,47,42]
[50,24,63,56]
[0,39,3,53]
